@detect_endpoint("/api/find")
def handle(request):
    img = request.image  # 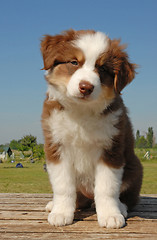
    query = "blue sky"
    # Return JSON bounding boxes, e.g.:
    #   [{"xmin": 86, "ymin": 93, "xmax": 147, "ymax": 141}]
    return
[{"xmin": 0, "ymin": 0, "xmax": 157, "ymax": 144}]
